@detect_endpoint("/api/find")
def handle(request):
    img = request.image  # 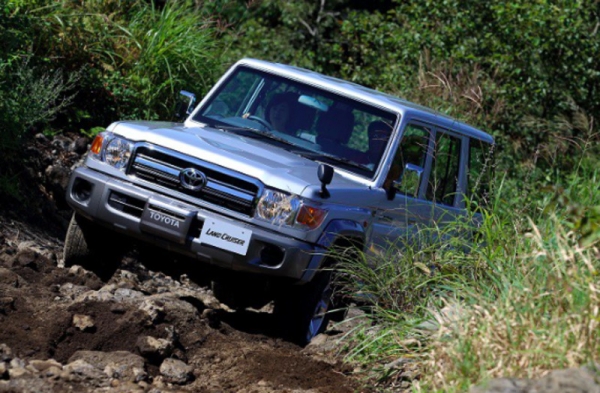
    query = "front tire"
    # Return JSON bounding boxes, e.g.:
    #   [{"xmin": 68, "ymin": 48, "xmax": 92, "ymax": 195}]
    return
[
  {"xmin": 63, "ymin": 213, "xmax": 126, "ymax": 279},
  {"xmin": 274, "ymin": 270, "xmax": 334, "ymax": 345}
]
